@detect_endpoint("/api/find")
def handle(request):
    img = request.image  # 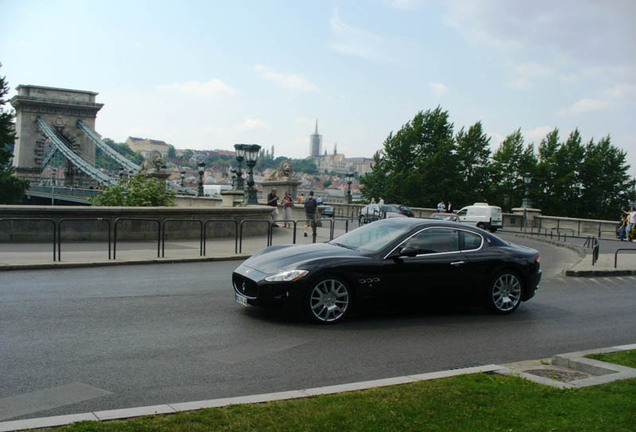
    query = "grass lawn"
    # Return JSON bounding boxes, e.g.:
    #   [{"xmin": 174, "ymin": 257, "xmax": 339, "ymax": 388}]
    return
[
  {"xmin": 42, "ymin": 372, "xmax": 635, "ymax": 432},
  {"xmin": 587, "ymin": 349, "xmax": 636, "ymax": 369}
]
